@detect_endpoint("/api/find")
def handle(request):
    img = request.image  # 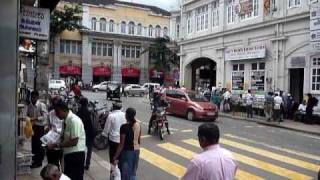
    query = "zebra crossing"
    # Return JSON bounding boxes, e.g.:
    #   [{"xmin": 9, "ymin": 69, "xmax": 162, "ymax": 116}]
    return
[{"xmin": 139, "ymin": 134, "xmax": 320, "ymax": 180}]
